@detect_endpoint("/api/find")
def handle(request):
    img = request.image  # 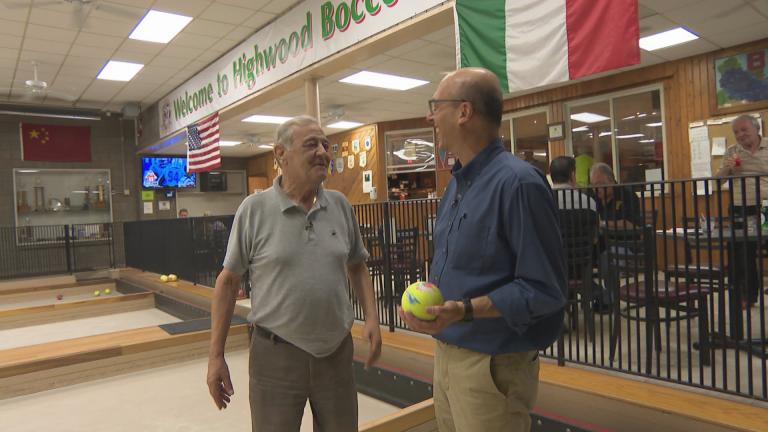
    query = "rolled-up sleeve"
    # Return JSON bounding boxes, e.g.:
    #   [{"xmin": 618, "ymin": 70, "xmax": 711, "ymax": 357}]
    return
[{"xmin": 487, "ymin": 181, "xmax": 567, "ymax": 334}]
